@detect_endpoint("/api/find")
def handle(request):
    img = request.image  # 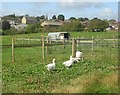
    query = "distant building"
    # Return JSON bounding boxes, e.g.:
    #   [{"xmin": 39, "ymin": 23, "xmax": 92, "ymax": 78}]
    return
[
  {"xmin": 22, "ymin": 16, "xmax": 38, "ymax": 24},
  {"xmin": 7, "ymin": 20, "xmax": 16, "ymax": 27},
  {"xmin": 41, "ymin": 20, "xmax": 62, "ymax": 27},
  {"xmin": 15, "ymin": 23, "xmax": 28, "ymax": 30},
  {"xmin": 108, "ymin": 20, "xmax": 118, "ymax": 31},
  {"xmin": 106, "ymin": 27, "xmax": 112, "ymax": 31},
  {"xmin": 21, "ymin": 17, "xmax": 26, "ymax": 24}
]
